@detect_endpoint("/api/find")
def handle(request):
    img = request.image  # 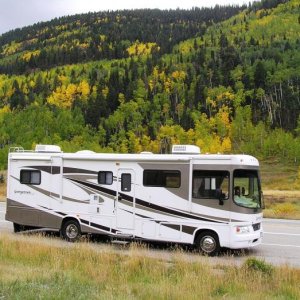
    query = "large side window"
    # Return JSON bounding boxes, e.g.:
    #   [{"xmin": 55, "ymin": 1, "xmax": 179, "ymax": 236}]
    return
[
  {"xmin": 98, "ymin": 171, "xmax": 113, "ymax": 185},
  {"xmin": 20, "ymin": 170, "xmax": 41, "ymax": 185},
  {"xmin": 193, "ymin": 170, "xmax": 229, "ymax": 199},
  {"xmin": 143, "ymin": 170, "xmax": 181, "ymax": 188}
]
